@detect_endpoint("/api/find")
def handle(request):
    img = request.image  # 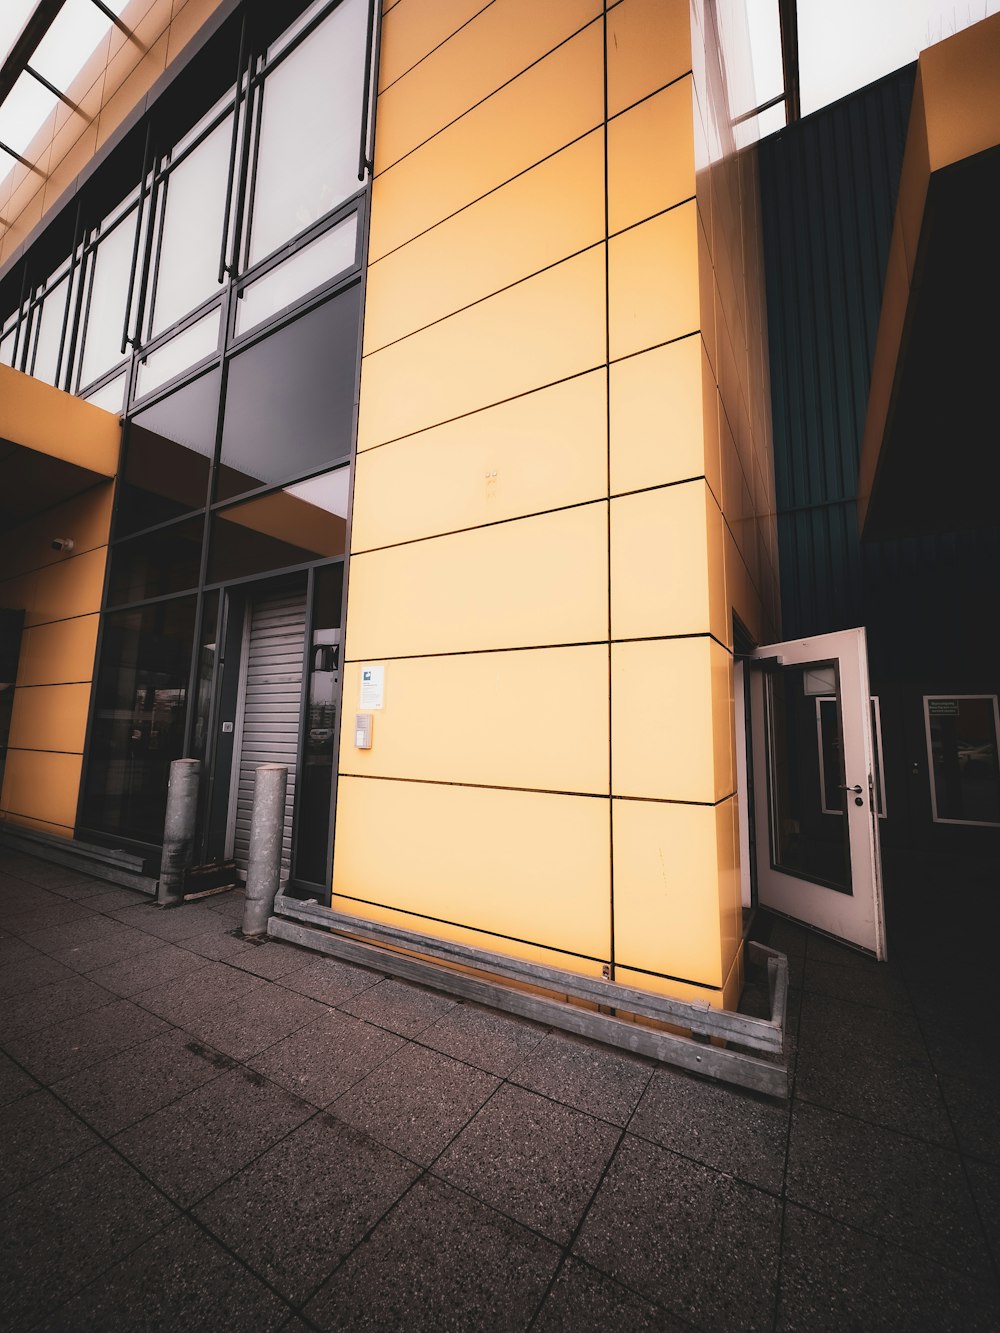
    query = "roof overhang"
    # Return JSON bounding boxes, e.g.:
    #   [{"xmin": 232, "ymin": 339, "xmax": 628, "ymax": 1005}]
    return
[{"xmin": 858, "ymin": 14, "xmax": 1000, "ymax": 540}]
